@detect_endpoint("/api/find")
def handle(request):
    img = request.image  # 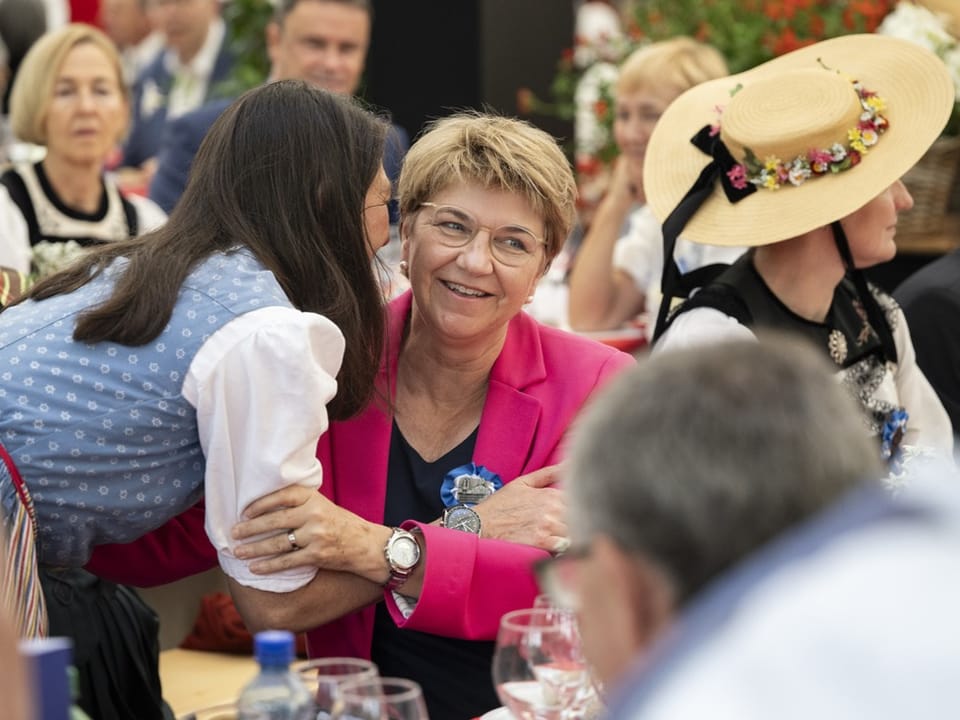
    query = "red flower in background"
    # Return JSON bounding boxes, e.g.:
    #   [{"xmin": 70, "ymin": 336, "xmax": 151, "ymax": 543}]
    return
[
  {"xmin": 516, "ymin": 88, "xmax": 535, "ymax": 116},
  {"xmin": 845, "ymin": 0, "xmax": 891, "ymax": 31},
  {"xmin": 628, "ymin": 0, "xmax": 895, "ymax": 73},
  {"xmin": 768, "ymin": 27, "xmax": 817, "ymax": 56}
]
